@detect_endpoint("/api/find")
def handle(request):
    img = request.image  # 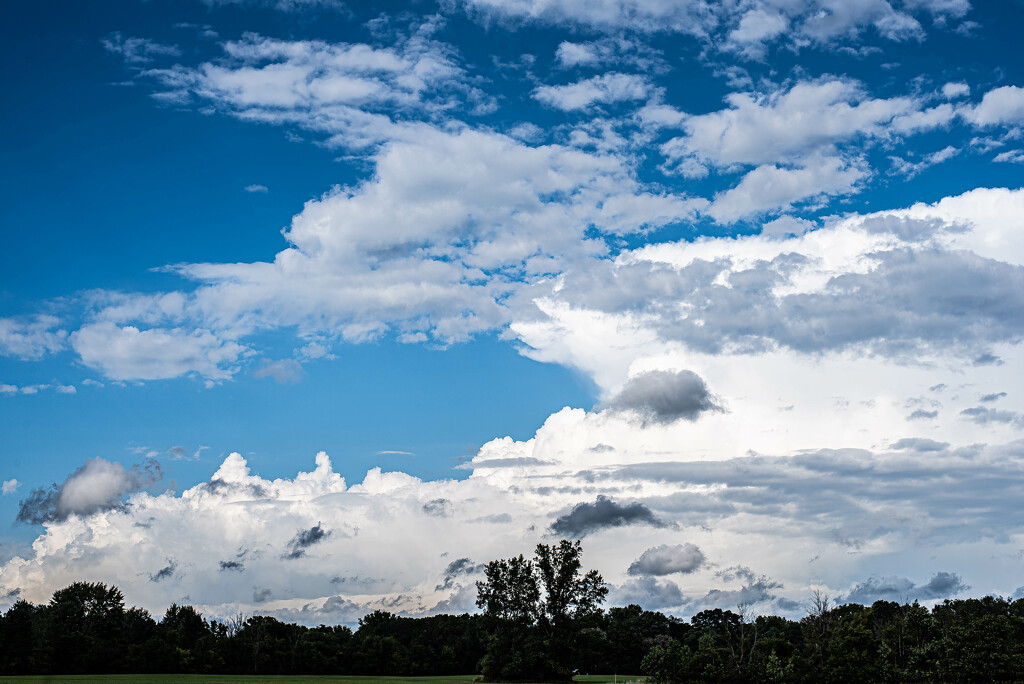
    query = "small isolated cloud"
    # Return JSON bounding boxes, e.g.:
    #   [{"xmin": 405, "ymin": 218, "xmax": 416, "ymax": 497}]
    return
[
  {"xmin": 377, "ymin": 450, "xmax": 415, "ymax": 456},
  {"xmin": 890, "ymin": 438, "xmax": 950, "ymax": 452},
  {"xmin": 284, "ymin": 522, "xmax": 330, "ymax": 559},
  {"xmin": 149, "ymin": 561, "xmax": 177, "ymax": 582},
  {"xmin": 254, "ymin": 359, "xmax": 304, "ymax": 384},
  {"xmin": 16, "ymin": 458, "xmax": 162, "ymax": 525},
  {"xmin": 845, "ymin": 571, "xmax": 968, "ymax": 603},
  {"xmin": 942, "ymin": 82, "xmax": 970, "ymax": 99},
  {"xmin": 533, "ymin": 73, "xmax": 652, "ymax": 111},
  {"xmin": 981, "ymin": 392, "xmax": 1007, "ymax": 403},
  {"xmin": 628, "ymin": 543, "xmax": 705, "ymax": 576},
  {"xmin": 1, "ymin": 479, "xmax": 19, "ymax": 495},
  {"xmin": 907, "ymin": 409, "xmax": 939, "ymax": 420},
  {"xmin": 551, "ymin": 495, "xmax": 665, "ymax": 537},
  {"xmin": 102, "ymin": 33, "xmax": 181, "ymax": 64},
  {"xmin": 245, "ymin": 184, "xmax": 269, "ymax": 193},
  {"xmin": 219, "ymin": 560, "xmax": 244, "ymax": 572},
  {"xmin": 610, "ymin": 576, "xmax": 684, "ymax": 609},
  {"xmin": 607, "ymin": 370, "xmax": 721, "ymax": 424}
]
